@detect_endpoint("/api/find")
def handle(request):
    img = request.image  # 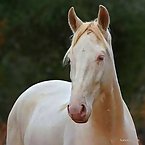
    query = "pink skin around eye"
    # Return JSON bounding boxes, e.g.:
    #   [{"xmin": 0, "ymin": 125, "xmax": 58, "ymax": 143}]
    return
[{"xmin": 97, "ymin": 55, "xmax": 104, "ymax": 62}]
